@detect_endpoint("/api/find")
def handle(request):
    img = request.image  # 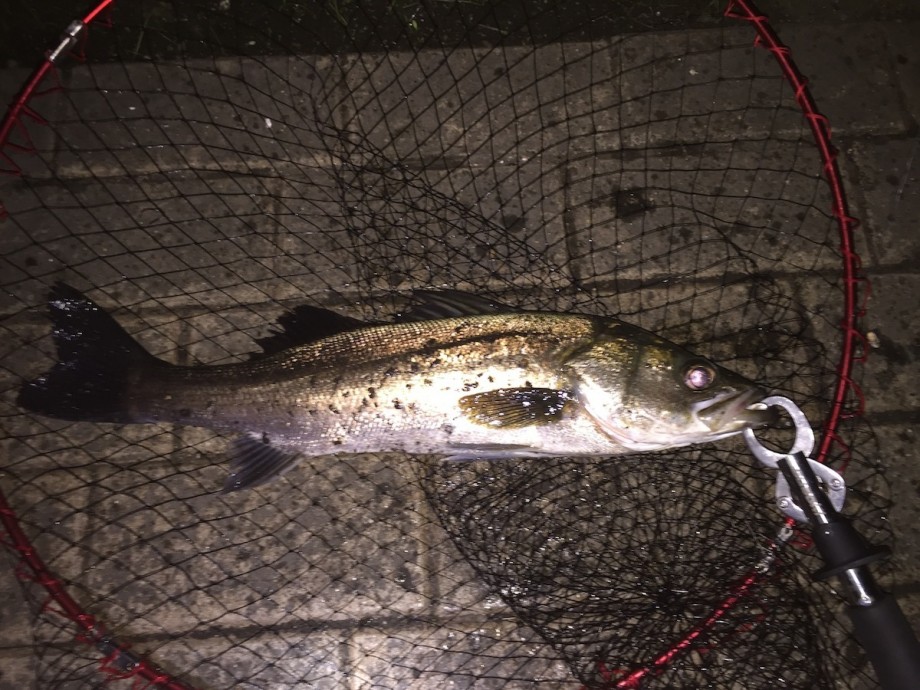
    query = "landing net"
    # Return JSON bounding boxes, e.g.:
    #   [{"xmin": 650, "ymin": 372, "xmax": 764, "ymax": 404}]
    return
[{"xmin": 0, "ymin": 1, "xmax": 887, "ymax": 687}]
